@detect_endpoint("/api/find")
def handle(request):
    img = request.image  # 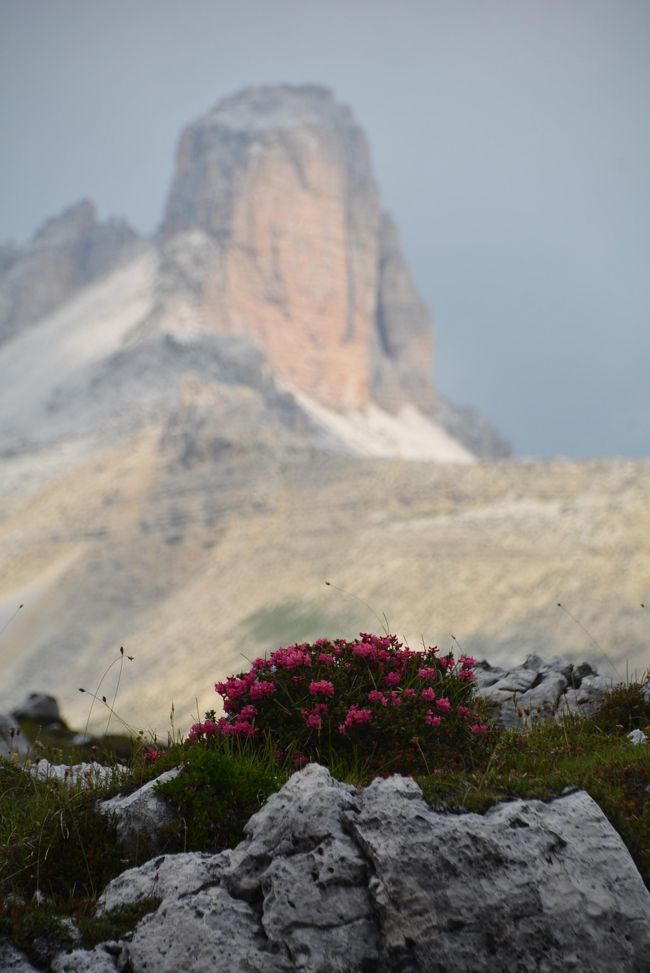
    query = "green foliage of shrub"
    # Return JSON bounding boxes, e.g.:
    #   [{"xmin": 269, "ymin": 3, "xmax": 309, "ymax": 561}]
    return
[{"xmin": 191, "ymin": 634, "xmax": 494, "ymax": 776}]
